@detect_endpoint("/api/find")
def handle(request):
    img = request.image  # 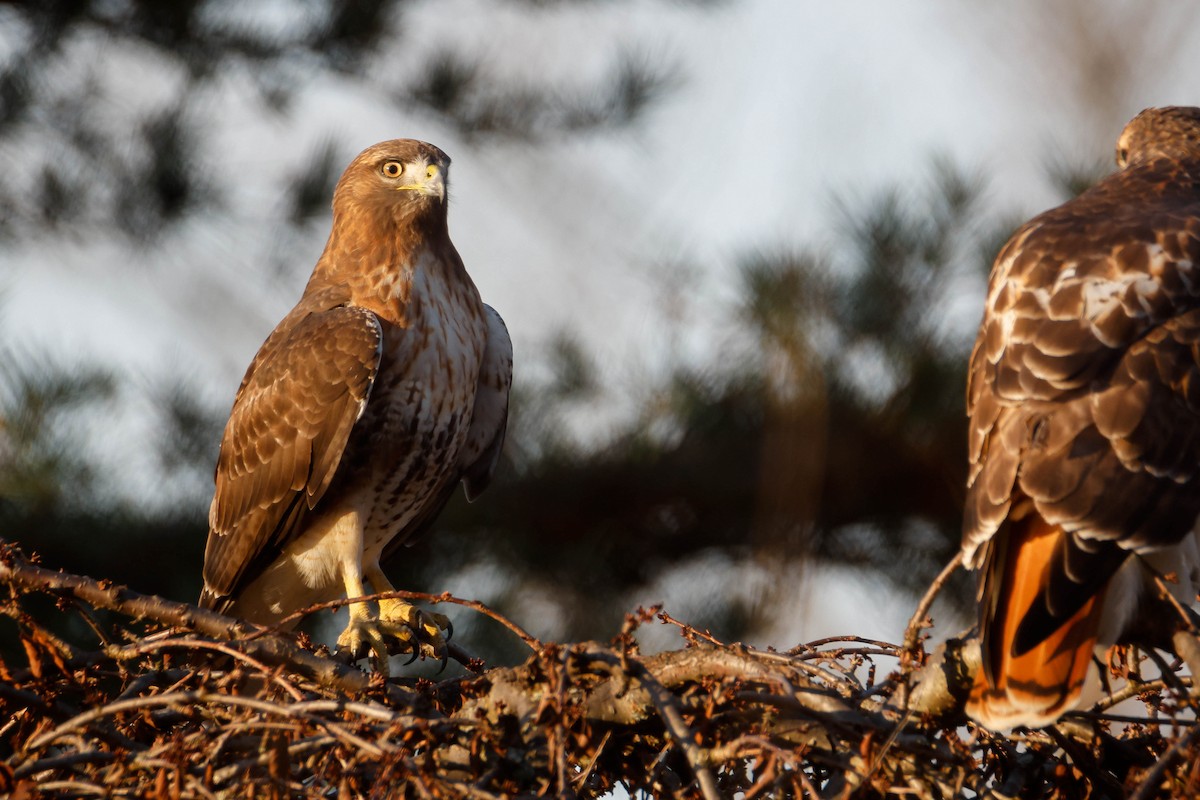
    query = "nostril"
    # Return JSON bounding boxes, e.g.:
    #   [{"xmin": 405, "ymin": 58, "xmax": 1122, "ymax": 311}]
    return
[{"xmin": 426, "ymin": 165, "xmax": 438, "ymax": 179}]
